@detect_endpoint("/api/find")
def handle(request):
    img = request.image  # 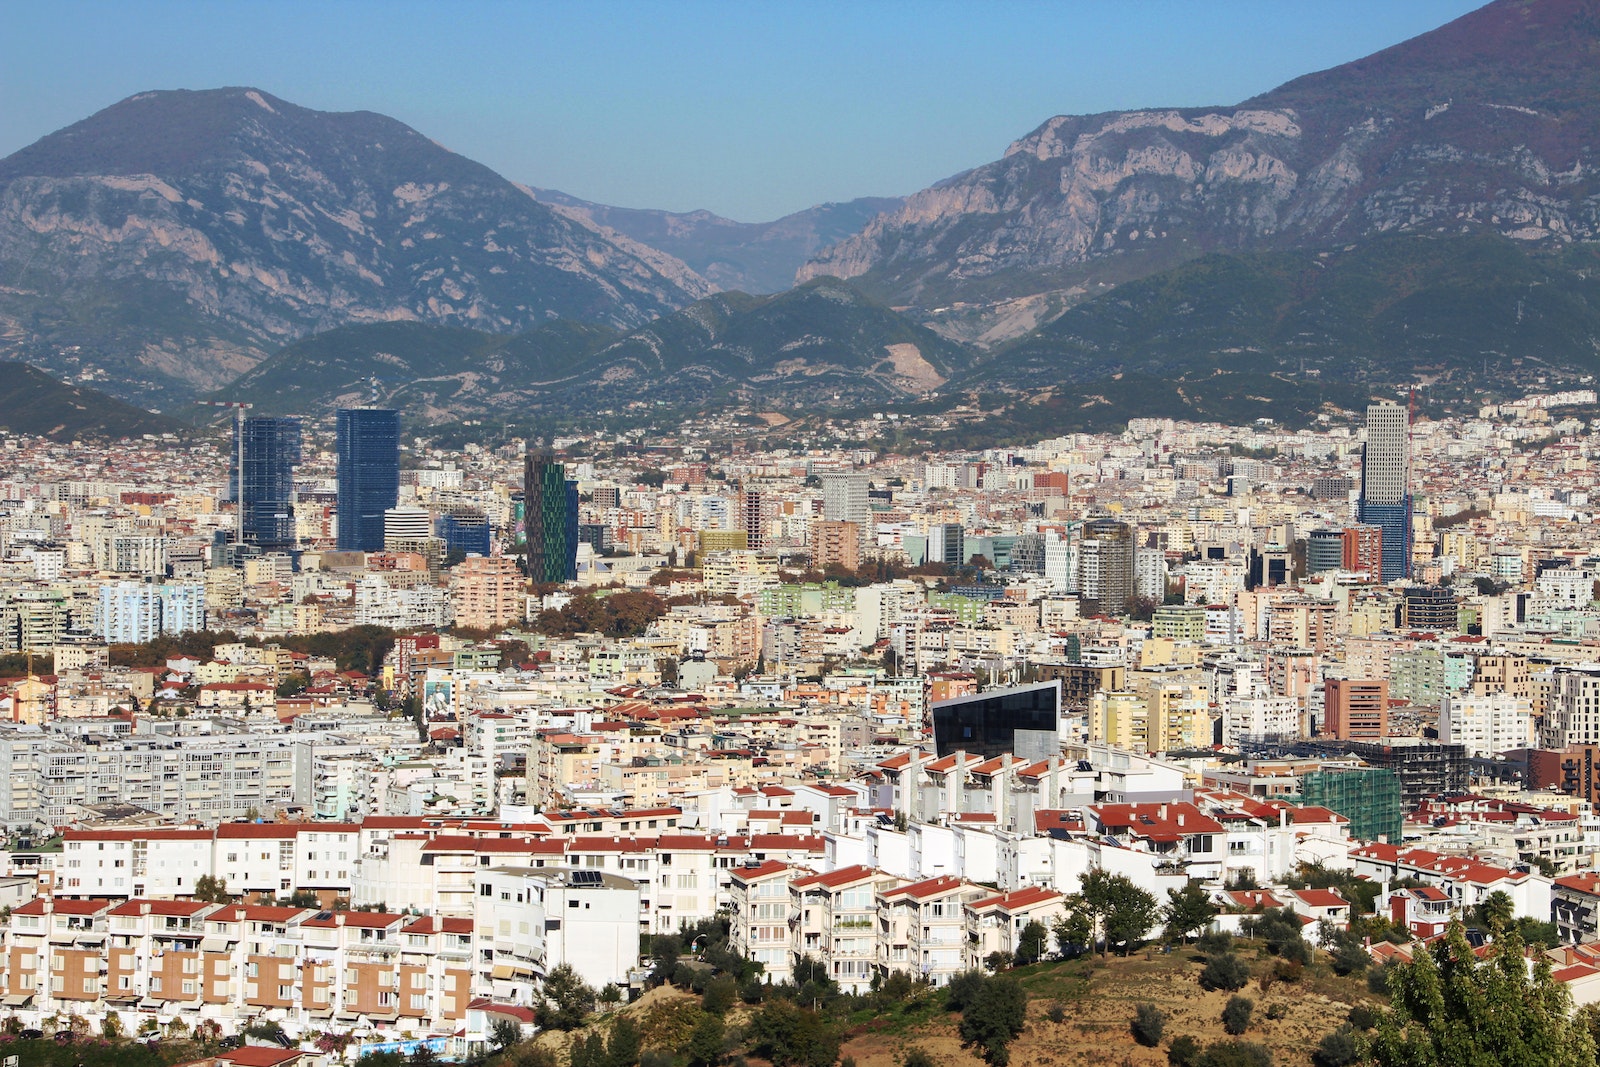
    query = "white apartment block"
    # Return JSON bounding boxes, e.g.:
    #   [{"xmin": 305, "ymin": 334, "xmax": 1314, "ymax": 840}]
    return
[{"xmin": 1440, "ymin": 692, "xmax": 1536, "ymax": 757}]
